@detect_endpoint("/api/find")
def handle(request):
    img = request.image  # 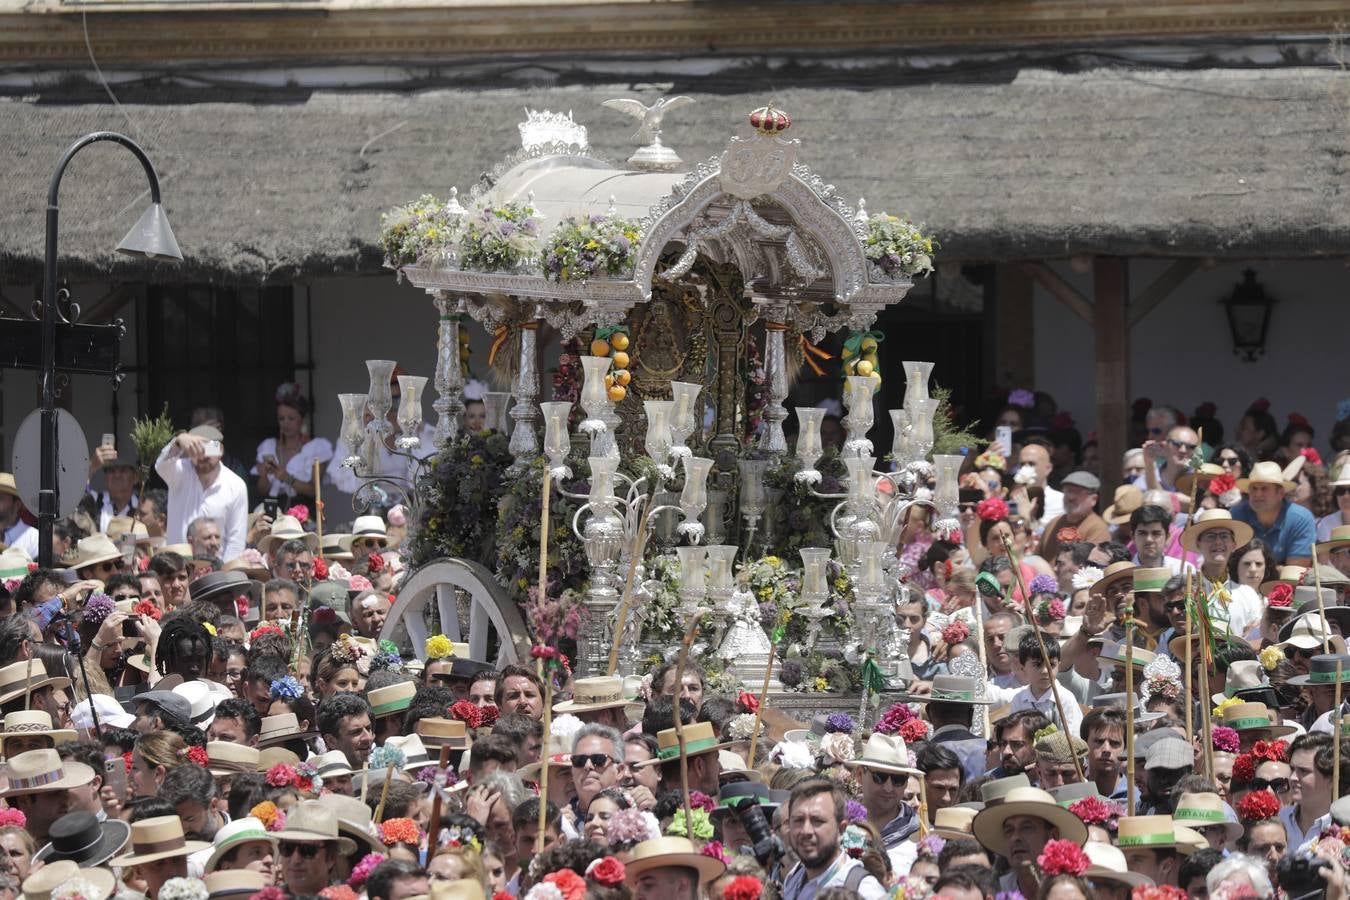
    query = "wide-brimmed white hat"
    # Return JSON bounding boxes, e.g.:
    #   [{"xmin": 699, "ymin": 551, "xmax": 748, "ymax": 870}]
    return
[
  {"xmin": 1237, "ymin": 461, "xmax": 1297, "ymax": 493},
  {"xmin": 972, "ymin": 786, "xmax": 1088, "ymax": 856},
  {"xmin": 1181, "ymin": 509, "xmax": 1254, "ymax": 552},
  {"xmin": 552, "ymin": 675, "xmax": 627, "ymax": 714},
  {"xmin": 0, "ymin": 748, "xmax": 92, "ymax": 798},
  {"xmin": 258, "ymin": 515, "xmax": 320, "ymax": 556},
  {"xmin": 1084, "ymin": 841, "xmax": 1154, "ymax": 889},
  {"xmin": 110, "ymin": 815, "xmax": 210, "ymax": 866},
  {"xmin": 272, "ymin": 801, "xmax": 357, "ymax": 855},
  {"xmin": 203, "ymin": 817, "xmax": 279, "ymax": 874},
  {"xmin": 340, "ymin": 516, "xmax": 389, "ymax": 550},
  {"xmin": 843, "ymin": 733, "xmax": 921, "ymax": 777},
  {"xmin": 71, "ymin": 533, "xmax": 123, "ymax": 570},
  {"xmin": 20, "ymin": 860, "xmax": 116, "ymax": 900},
  {"xmin": 0, "ymin": 710, "xmax": 75, "ymax": 755},
  {"xmin": 623, "ymin": 837, "xmax": 725, "ymax": 886}
]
